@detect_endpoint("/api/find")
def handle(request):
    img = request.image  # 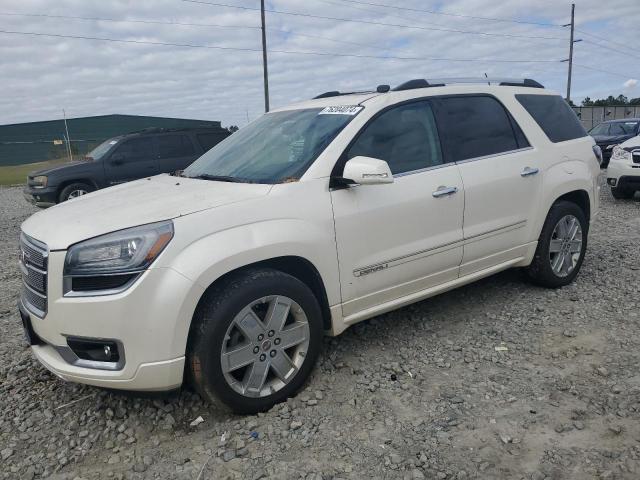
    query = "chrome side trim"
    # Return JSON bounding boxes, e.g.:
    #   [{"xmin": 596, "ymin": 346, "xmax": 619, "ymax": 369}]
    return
[
  {"xmin": 455, "ymin": 147, "xmax": 534, "ymax": 166},
  {"xmin": 353, "ymin": 220, "xmax": 527, "ymax": 277},
  {"xmin": 393, "ymin": 162, "xmax": 451, "ymax": 178}
]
